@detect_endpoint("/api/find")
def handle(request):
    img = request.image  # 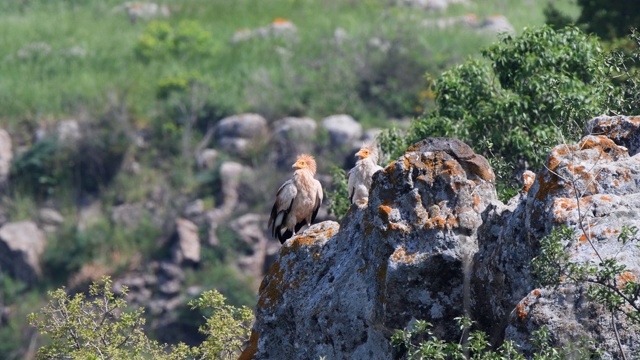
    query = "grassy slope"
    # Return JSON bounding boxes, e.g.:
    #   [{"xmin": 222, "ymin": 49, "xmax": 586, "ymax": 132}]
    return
[{"xmin": 0, "ymin": 0, "xmax": 576, "ymax": 126}]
